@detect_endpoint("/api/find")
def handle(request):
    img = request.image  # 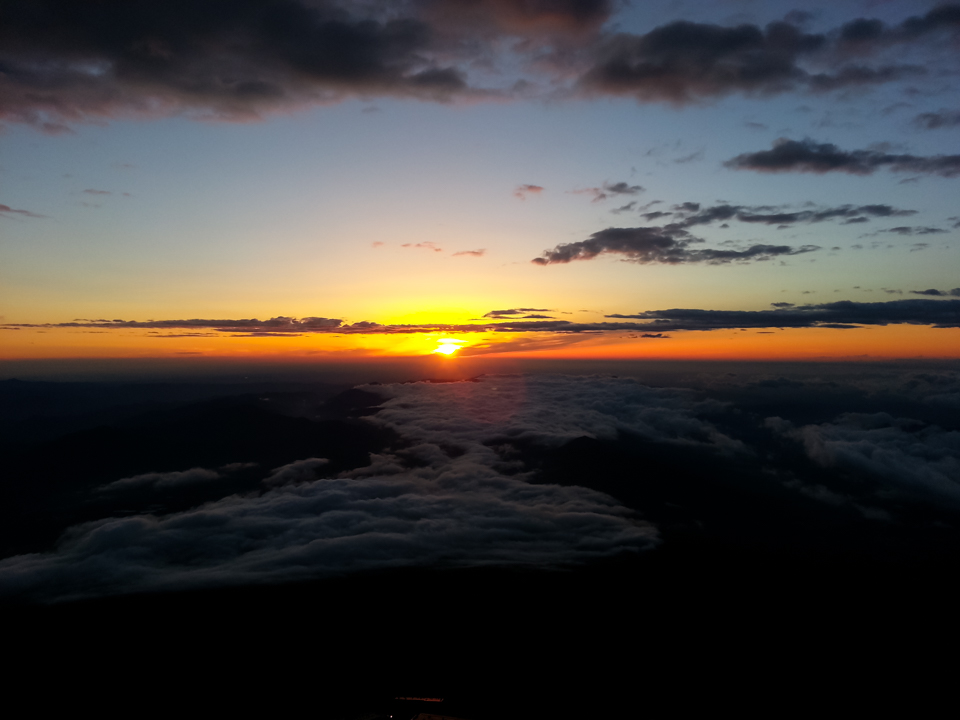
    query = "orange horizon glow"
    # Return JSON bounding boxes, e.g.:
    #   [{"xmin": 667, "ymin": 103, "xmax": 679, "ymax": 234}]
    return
[{"xmin": 2, "ymin": 323, "xmax": 958, "ymax": 363}]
